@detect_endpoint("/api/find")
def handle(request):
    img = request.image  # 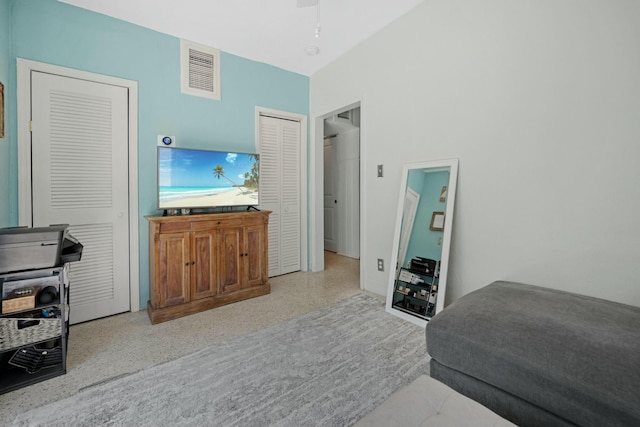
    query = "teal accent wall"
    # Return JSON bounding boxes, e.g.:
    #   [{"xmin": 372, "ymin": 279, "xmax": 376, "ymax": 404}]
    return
[
  {"xmin": 0, "ymin": 0, "xmax": 11, "ymax": 227},
  {"xmin": 403, "ymin": 170, "xmax": 449, "ymax": 266},
  {"xmin": 406, "ymin": 168, "xmax": 425, "ymax": 196},
  {"xmin": 6, "ymin": 0, "xmax": 309, "ymax": 307}
]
